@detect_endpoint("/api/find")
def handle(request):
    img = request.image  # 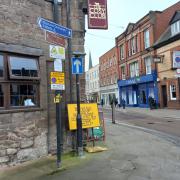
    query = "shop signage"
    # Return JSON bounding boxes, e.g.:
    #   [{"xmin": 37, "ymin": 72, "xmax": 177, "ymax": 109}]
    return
[
  {"xmin": 87, "ymin": 0, "xmax": 108, "ymax": 29},
  {"xmin": 67, "ymin": 103, "xmax": 100, "ymax": 130},
  {"xmin": 50, "ymin": 72, "xmax": 65, "ymax": 90},
  {"xmin": 49, "ymin": 45, "xmax": 65, "ymax": 59},
  {"xmin": 37, "ymin": 17, "xmax": 72, "ymax": 39},
  {"xmin": 45, "ymin": 31, "xmax": 66, "ymax": 47},
  {"xmin": 173, "ymin": 51, "xmax": 180, "ymax": 68}
]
